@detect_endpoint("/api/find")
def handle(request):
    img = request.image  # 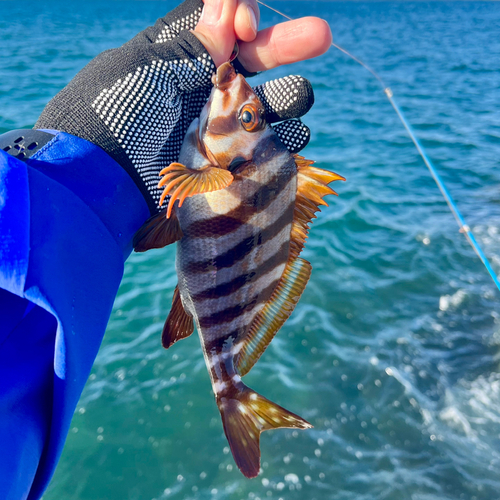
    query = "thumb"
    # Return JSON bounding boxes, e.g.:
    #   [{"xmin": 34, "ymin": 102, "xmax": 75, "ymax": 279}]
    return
[{"xmin": 193, "ymin": 0, "xmax": 237, "ymax": 67}]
